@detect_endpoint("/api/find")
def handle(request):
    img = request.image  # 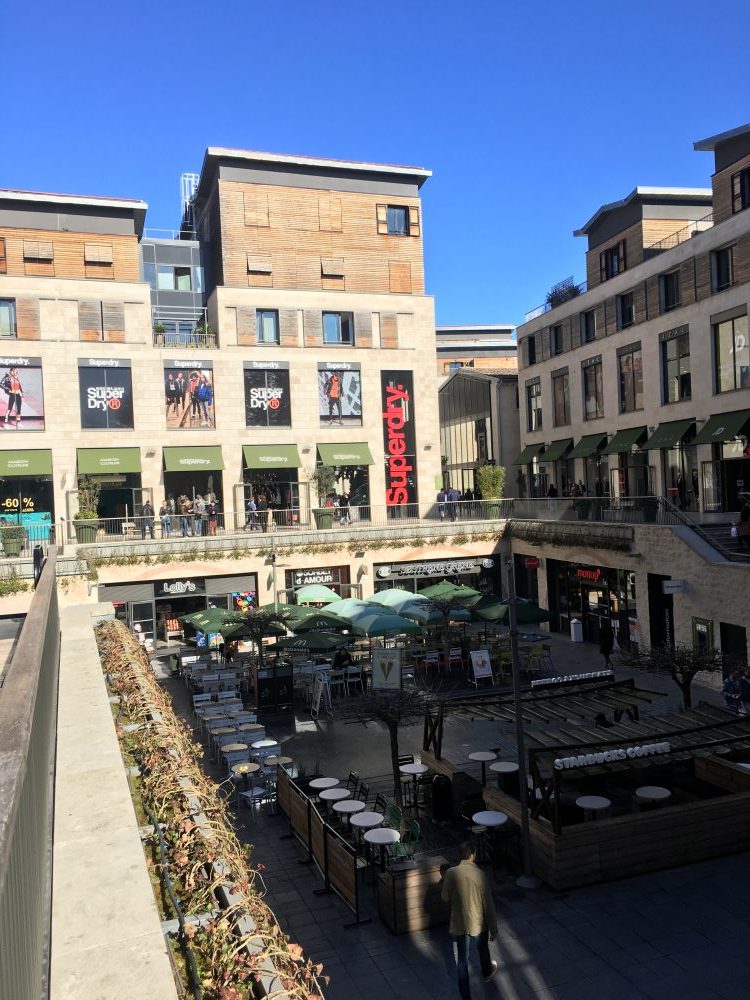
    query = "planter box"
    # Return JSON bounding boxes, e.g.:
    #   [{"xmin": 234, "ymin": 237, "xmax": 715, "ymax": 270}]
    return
[{"xmin": 313, "ymin": 509, "xmax": 334, "ymax": 530}]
